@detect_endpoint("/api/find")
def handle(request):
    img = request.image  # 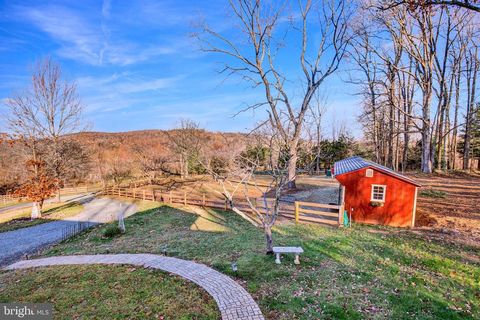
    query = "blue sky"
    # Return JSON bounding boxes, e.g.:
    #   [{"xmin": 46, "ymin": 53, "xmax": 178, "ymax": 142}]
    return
[{"xmin": 0, "ymin": 0, "xmax": 361, "ymax": 136}]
